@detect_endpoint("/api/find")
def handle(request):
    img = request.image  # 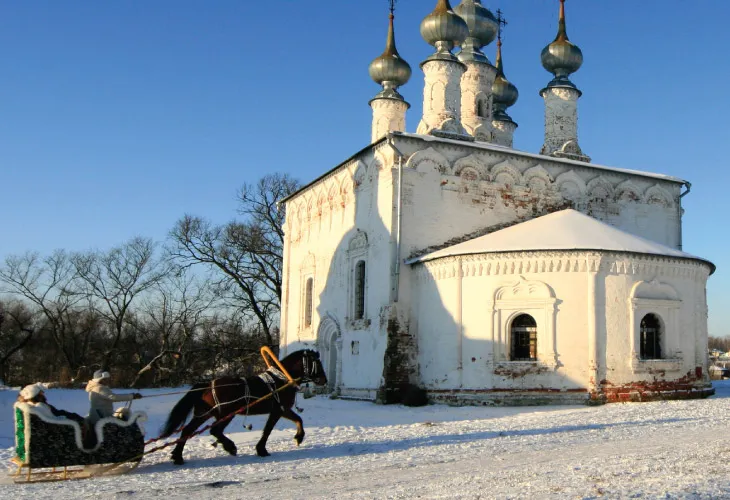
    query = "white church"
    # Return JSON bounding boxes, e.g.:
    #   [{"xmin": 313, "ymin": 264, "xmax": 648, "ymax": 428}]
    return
[{"xmin": 278, "ymin": 0, "xmax": 715, "ymax": 405}]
